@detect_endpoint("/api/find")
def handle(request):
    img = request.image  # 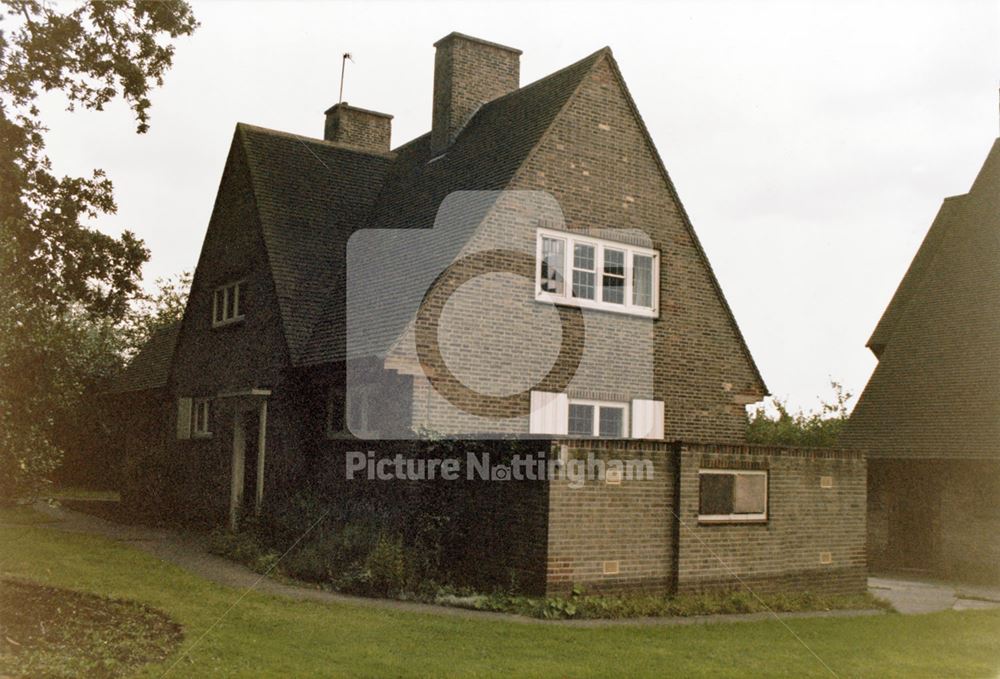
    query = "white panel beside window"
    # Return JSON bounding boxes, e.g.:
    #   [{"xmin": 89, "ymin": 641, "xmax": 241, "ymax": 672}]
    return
[
  {"xmin": 631, "ymin": 399, "xmax": 664, "ymax": 439},
  {"xmin": 529, "ymin": 391, "xmax": 569, "ymax": 435},
  {"xmin": 192, "ymin": 398, "xmax": 212, "ymax": 437},
  {"xmin": 535, "ymin": 228, "xmax": 659, "ymax": 317},
  {"xmin": 177, "ymin": 397, "xmax": 192, "ymax": 440}
]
